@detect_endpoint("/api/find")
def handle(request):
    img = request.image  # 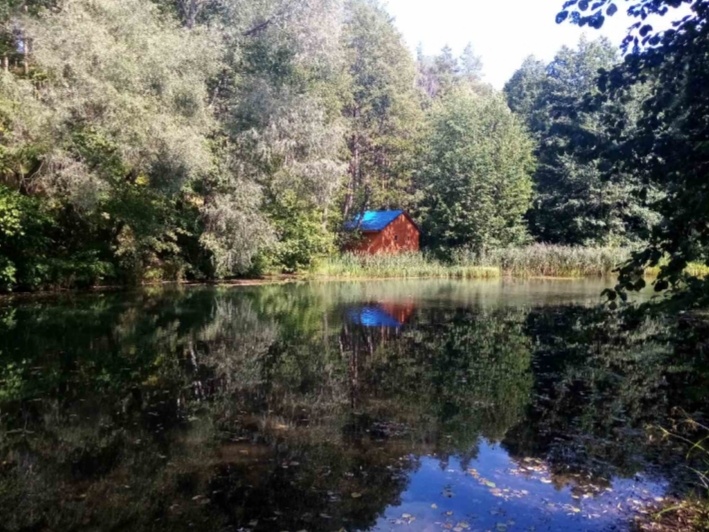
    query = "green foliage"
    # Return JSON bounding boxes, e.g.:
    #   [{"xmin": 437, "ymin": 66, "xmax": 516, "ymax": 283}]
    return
[
  {"xmin": 0, "ymin": 184, "xmax": 48, "ymax": 290},
  {"xmin": 341, "ymin": 0, "xmax": 423, "ymax": 217},
  {"xmin": 415, "ymin": 43, "xmax": 488, "ymax": 106},
  {"xmin": 506, "ymin": 37, "xmax": 659, "ymax": 247},
  {"xmin": 417, "ymin": 88, "xmax": 535, "ymax": 255},
  {"xmin": 266, "ymin": 192, "xmax": 334, "ymax": 272},
  {"xmin": 557, "ymin": 0, "xmax": 709, "ymax": 304},
  {"xmin": 10, "ymin": 0, "xmax": 706, "ymax": 293}
]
